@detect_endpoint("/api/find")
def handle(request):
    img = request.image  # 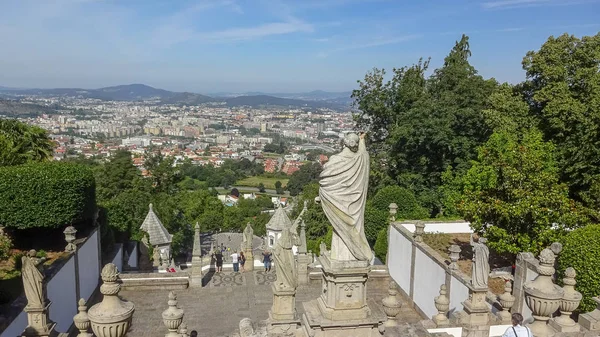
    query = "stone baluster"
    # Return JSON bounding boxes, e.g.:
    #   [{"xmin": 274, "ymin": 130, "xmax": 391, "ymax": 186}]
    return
[
  {"xmin": 433, "ymin": 284, "xmax": 450, "ymax": 327},
  {"xmin": 388, "ymin": 203, "xmax": 398, "ymax": 222},
  {"xmin": 64, "ymin": 226, "xmax": 77, "ymax": 253},
  {"xmin": 382, "ymin": 280, "xmax": 402, "ymax": 327},
  {"xmin": 413, "ymin": 221, "xmax": 425, "ymax": 243},
  {"xmin": 549, "ymin": 267, "xmax": 582, "ymax": 333},
  {"xmin": 73, "ymin": 298, "xmax": 92, "ymax": 337},
  {"xmin": 497, "ymin": 281, "xmax": 515, "ymax": 324},
  {"xmin": 448, "ymin": 245, "xmax": 461, "ymax": 271},
  {"xmin": 88, "ymin": 263, "xmax": 135, "ymax": 337},
  {"xmin": 523, "ymin": 248, "xmax": 564, "ymax": 337},
  {"xmin": 162, "ymin": 291, "xmax": 184, "ymax": 337}
]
